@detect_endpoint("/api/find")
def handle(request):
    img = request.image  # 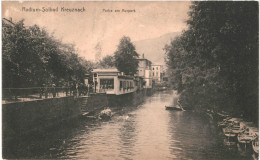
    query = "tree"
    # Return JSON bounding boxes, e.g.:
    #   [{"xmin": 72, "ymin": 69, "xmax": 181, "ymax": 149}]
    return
[
  {"xmin": 2, "ymin": 18, "xmax": 93, "ymax": 89},
  {"xmin": 97, "ymin": 55, "xmax": 115, "ymax": 68},
  {"xmin": 165, "ymin": 2, "xmax": 258, "ymax": 123},
  {"xmin": 114, "ymin": 36, "xmax": 139, "ymax": 75}
]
